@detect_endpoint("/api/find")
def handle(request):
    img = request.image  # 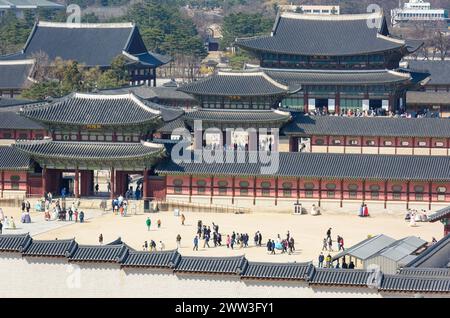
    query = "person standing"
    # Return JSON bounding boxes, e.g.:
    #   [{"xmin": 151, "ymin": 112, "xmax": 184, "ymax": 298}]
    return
[
  {"xmin": 74, "ymin": 210, "xmax": 79, "ymax": 223},
  {"xmin": 143, "ymin": 241, "xmax": 148, "ymax": 251},
  {"xmin": 349, "ymin": 261, "xmax": 355, "ymax": 269},
  {"xmin": 158, "ymin": 241, "xmax": 165, "ymax": 251},
  {"xmin": 146, "ymin": 217, "xmax": 151, "ymax": 231},
  {"xmin": 322, "ymin": 237, "xmax": 327, "ymax": 251},
  {"xmin": 176, "ymin": 234, "xmax": 182, "ymax": 249},
  {"xmin": 68, "ymin": 209, "xmax": 73, "ymax": 221},
  {"xmin": 266, "ymin": 239, "xmax": 272, "ymax": 254},
  {"xmin": 181, "ymin": 214, "xmax": 185, "ymax": 226},
  {"xmin": 258, "ymin": 232, "xmax": 262, "ymax": 246},
  {"xmin": 25, "ymin": 201, "xmax": 30, "ymax": 213},
  {"xmin": 318, "ymin": 253, "xmax": 324, "ymax": 268},
  {"xmin": 157, "ymin": 219, "xmax": 161, "ymax": 229},
  {"xmin": 193, "ymin": 235, "xmax": 199, "ymax": 251},
  {"xmin": 0, "ymin": 220, "xmax": 2, "ymax": 234},
  {"xmin": 327, "ymin": 236, "xmax": 333, "ymax": 252},
  {"xmin": 226, "ymin": 235, "xmax": 231, "ymax": 248},
  {"xmin": 99, "ymin": 234, "xmax": 103, "ymax": 245},
  {"xmin": 363, "ymin": 204, "xmax": 369, "ymax": 217},
  {"xmin": 326, "ymin": 228, "xmax": 332, "ymax": 239},
  {"xmin": 79, "ymin": 211, "xmax": 84, "ymax": 223}
]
